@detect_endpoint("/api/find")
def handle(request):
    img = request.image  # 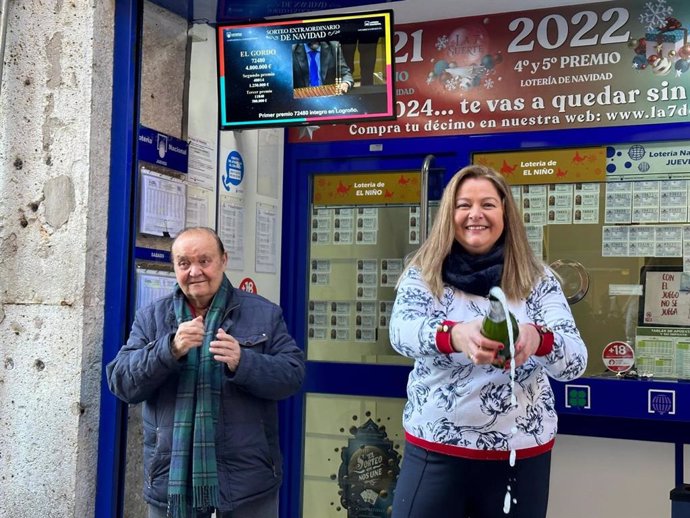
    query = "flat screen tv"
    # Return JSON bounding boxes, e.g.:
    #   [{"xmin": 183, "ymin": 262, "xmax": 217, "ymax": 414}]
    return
[{"xmin": 217, "ymin": 10, "xmax": 395, "ymax": 130}]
